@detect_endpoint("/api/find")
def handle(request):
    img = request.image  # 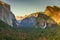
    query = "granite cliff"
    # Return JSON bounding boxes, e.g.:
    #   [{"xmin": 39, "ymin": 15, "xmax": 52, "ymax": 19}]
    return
[
  {"xmin": 0, "ymin": 1, "xmax": 16, "ymax": 26},
  {"xmin": 44, "ymin": 6, "xmax": 60, "ymax": 25}
]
